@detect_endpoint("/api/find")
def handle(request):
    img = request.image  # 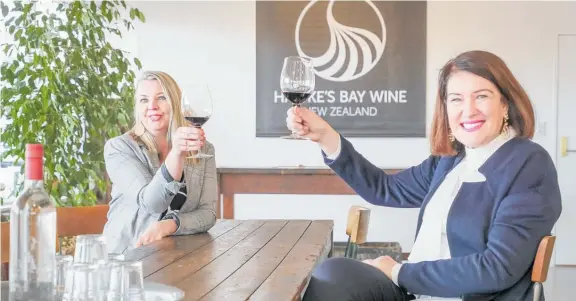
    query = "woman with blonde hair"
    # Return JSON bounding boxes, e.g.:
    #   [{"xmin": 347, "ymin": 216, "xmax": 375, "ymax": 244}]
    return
[
  {"xmin": 103, "ymin": 71, "xmax": 217, "ymax": 254},
  {"xmin": 287, "ymin": 50, "xmax": 562, "ymax": 300}
]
